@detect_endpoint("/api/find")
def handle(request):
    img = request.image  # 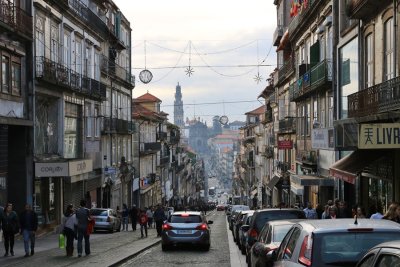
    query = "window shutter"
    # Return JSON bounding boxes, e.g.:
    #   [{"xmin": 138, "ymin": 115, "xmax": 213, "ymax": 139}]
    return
[{"xmin": 310, "ymin": 41, "xmax": 320, "ymax": 68}]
